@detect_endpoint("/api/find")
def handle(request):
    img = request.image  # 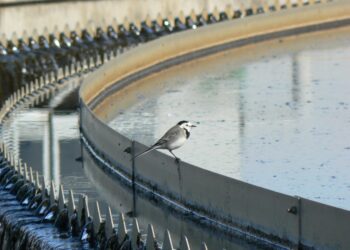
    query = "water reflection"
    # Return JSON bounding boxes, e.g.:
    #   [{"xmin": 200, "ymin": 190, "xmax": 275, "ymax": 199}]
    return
[
  {"xmin": 0, "ymin": 107, "xmax": 111, "ymax": 213},
  {"xmin": 109, "ymin": 28, "xmax": 350, "ymax": 209}
]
